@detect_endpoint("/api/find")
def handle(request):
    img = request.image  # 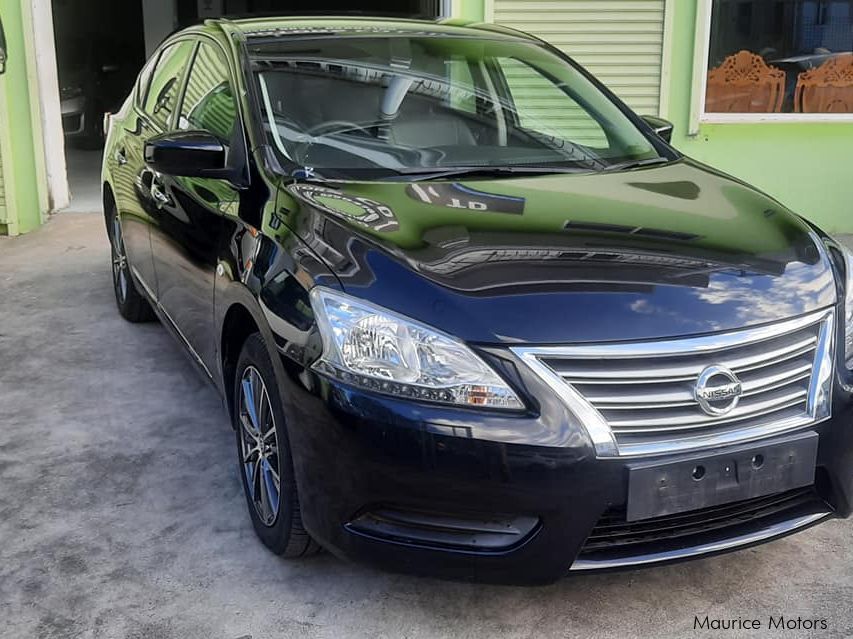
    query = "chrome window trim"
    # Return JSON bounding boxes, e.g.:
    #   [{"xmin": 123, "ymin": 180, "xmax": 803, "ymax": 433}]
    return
[
  {"xmin": 569, "ymin": 510, "xmax": 832, "ymax": 571},
  {"xmin": 512, "ymin": 308, "xmax": 835, "ymax": 459}
]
